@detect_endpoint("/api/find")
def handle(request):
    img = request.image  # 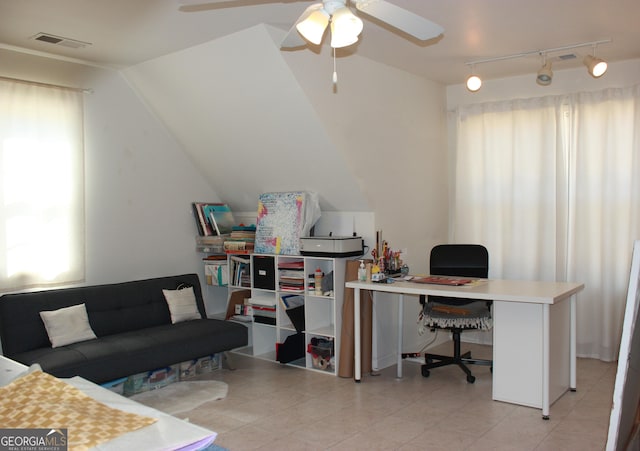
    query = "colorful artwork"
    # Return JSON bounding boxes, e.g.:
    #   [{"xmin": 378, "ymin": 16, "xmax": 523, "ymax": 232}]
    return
[{"xmin": 255, "ymin": 191, "xmax": 319, "ymax": 255}]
